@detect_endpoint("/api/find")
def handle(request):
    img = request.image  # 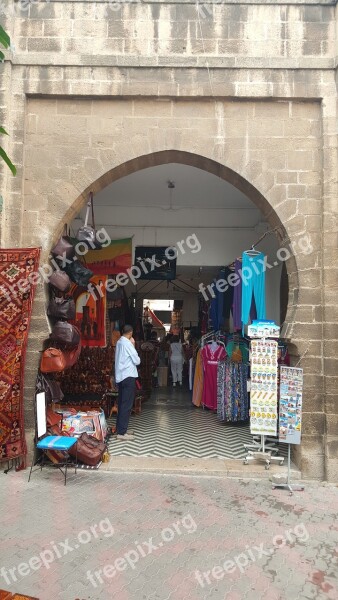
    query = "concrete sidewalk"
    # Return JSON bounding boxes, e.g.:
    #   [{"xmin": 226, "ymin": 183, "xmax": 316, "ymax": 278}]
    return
[{"xmin": 0, "ymin": 469, "xmax": 337, "ymax": 600}]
